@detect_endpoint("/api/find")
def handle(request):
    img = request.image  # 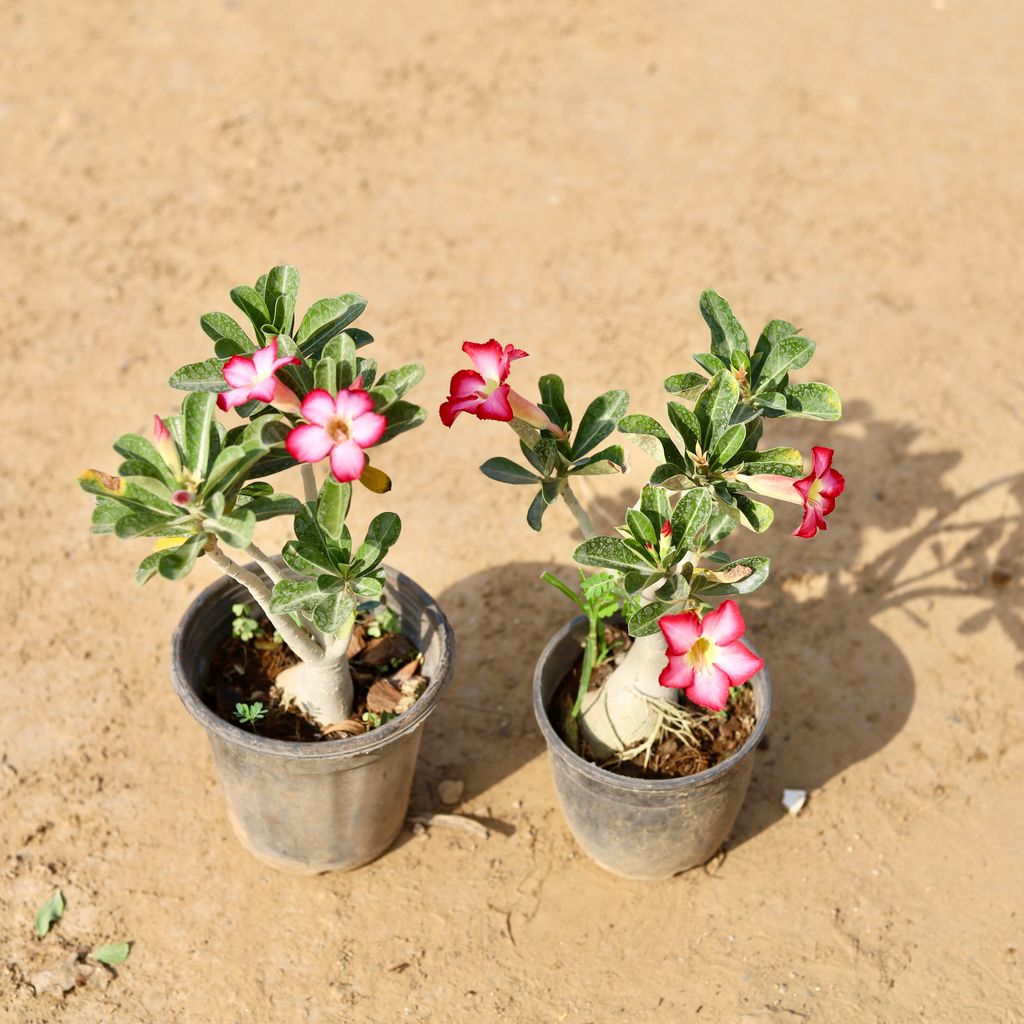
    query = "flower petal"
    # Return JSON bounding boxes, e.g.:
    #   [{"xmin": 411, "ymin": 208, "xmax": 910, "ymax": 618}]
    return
[
  {"xmin": 350, "ymin": 410, "xmax": 387, "ymax": 447},
  {"xmin": 474, "ymin": 383, "xmax": 514, "ymax": 421},
  {"xmin": 741, "ymin": 473, "xmax": 804, "ymax": 504},
  {"xmin": 285, "ymin": 423, "xmax": 334, "ymax": 463},
  {"xmin": 811, "ymin": 446, "xmax": 834, "ymax": 478},
  {"xmin": 818, "ymin": 467, "xmax": 845, "ymax": 498},
  {"xmin": 508, "ymin": 388, "xmax": 565, "ymax": 436},
  {"xmin": 793, "ymin": 471, "xmax": 815, "ymax": 502},
  {"xmin": 685, "ymin": 664, "xmax": 733, "ymax": 712},
  {"xmin": 247, "ymin": 377, "xmax": 278, "ymax": 404},
  {"xmin": 222, "ymin": 355, "xmax": 257, "ymax": 388},
  {"xmin": 659, "ymin": 654, "xmax": 695, "ymax": 690},
  {"xmin": 462, "ymin": 340, "xmax": 507, "ymax": 381},
  {"xmin": 699, "ymin": 599, "xmax": 746, "ymax": 646},
  {"xmin": 334, "ymin": 387, "xmax": 374, "ymax": 420},
  {"xmin": 300, "ymin": 389, "xmax": 337, "ymax": 427},
  {"xmin": 447, "ymin": 369, "xmax": 487, "ymax": 398},
  {"xmin": 251, "ymin": 339, "xmax": 279, "ymax": 377},
  {"xmin": 329, "ymin": 439, "xmax": 367, "ymax": 482},
  {"xmin": 794, "ymin": 503, "xmax": 822, "ymax": 538},
  {"xmin": 217, "ymin": 387, "xmax": 255, "ymax": 411},
  {"xmin": 714, "ymin": 640, "xmax": 764, "ymax": 687},
  {"xmin": 659, "ymin": 611, "xmax": 701, "ymax": 655},
  {"xmin": 439, "ymin": 395, "xmax": 482, "ymax": 427}
]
